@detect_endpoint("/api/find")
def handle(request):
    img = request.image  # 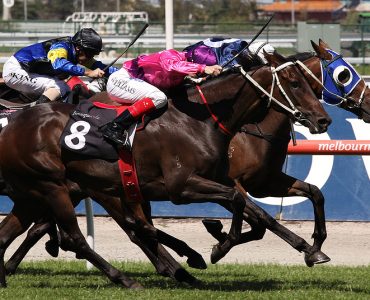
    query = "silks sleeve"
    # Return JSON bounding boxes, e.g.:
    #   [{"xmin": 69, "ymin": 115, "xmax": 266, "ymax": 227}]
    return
[
  {"xmin": 48, "ymin": 42, "xmax": 85, "ymax": 76},
  {"xmin": 160, "ymin": 49, "xmax": 206, "ymax": 75}
]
